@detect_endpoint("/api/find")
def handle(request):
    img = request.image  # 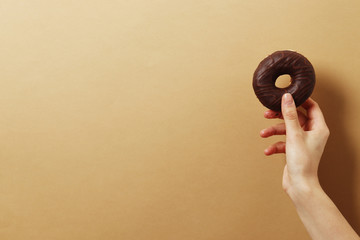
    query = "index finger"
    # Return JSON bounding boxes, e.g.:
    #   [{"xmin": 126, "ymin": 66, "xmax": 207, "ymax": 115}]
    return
[{"xmin": 301, "ymin": 98, "xmax": 327, "ymax": 127}]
